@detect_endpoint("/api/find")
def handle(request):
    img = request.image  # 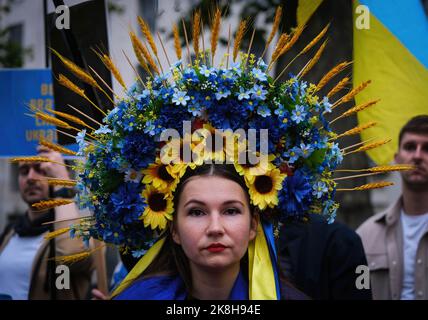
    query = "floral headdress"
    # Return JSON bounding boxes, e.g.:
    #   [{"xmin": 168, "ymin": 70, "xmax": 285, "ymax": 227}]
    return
[{"xmin": 11, "ymin": 6, "xmax": 412, "ymax": 299}]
